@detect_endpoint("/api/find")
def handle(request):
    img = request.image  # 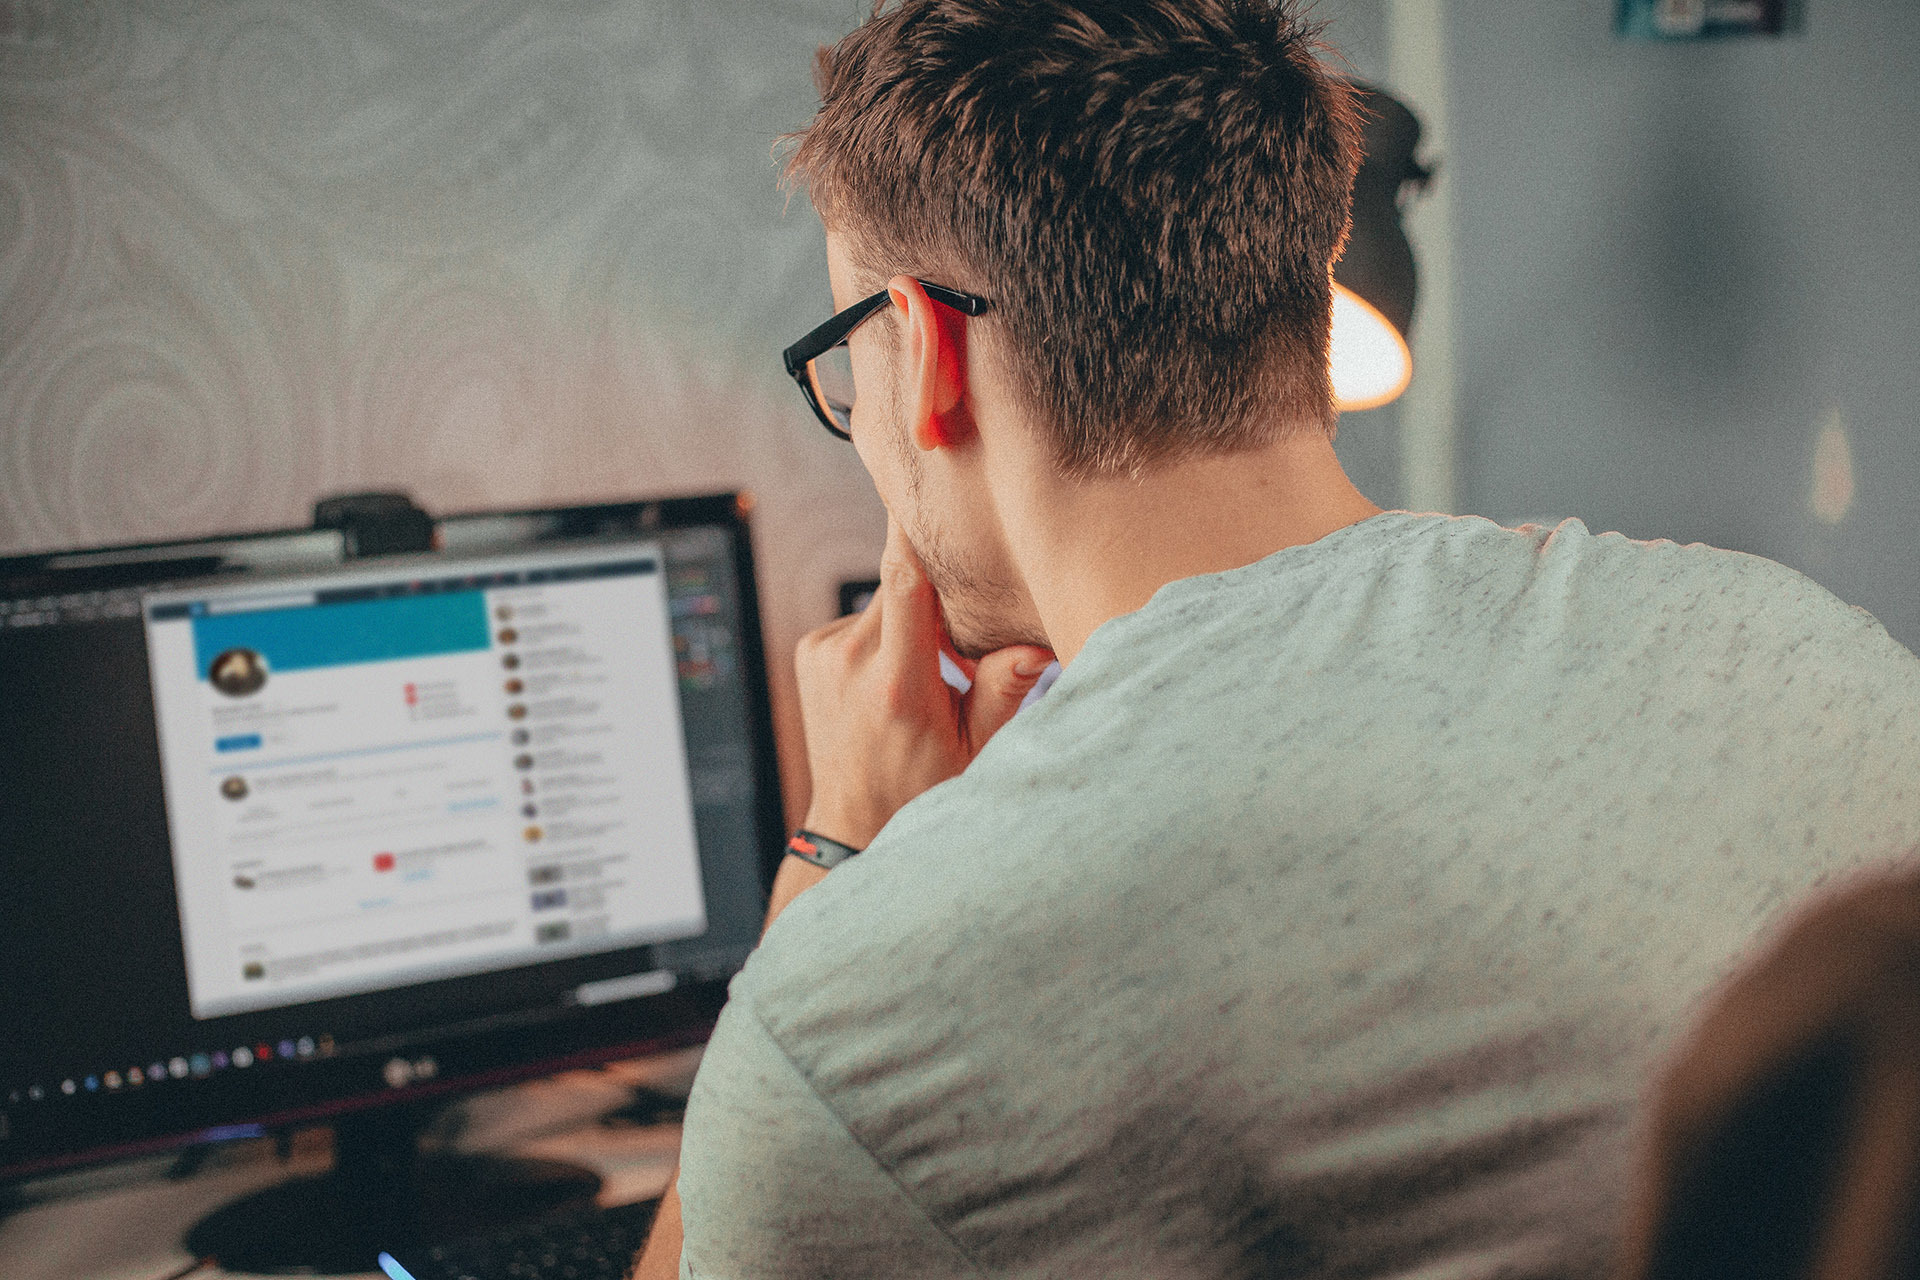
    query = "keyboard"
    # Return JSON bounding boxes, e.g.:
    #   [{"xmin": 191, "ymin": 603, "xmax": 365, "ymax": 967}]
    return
[{"xmin": 378, "ymin": 1196, "xmax": 660, "ymax": 1280}]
